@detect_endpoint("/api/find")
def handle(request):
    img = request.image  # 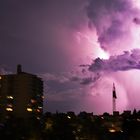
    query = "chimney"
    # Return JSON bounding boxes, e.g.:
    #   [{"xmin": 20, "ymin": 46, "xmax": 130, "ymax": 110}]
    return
[{"xmin": 17, "ymin": 64, "xmax": 22, "ymax": 74}]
